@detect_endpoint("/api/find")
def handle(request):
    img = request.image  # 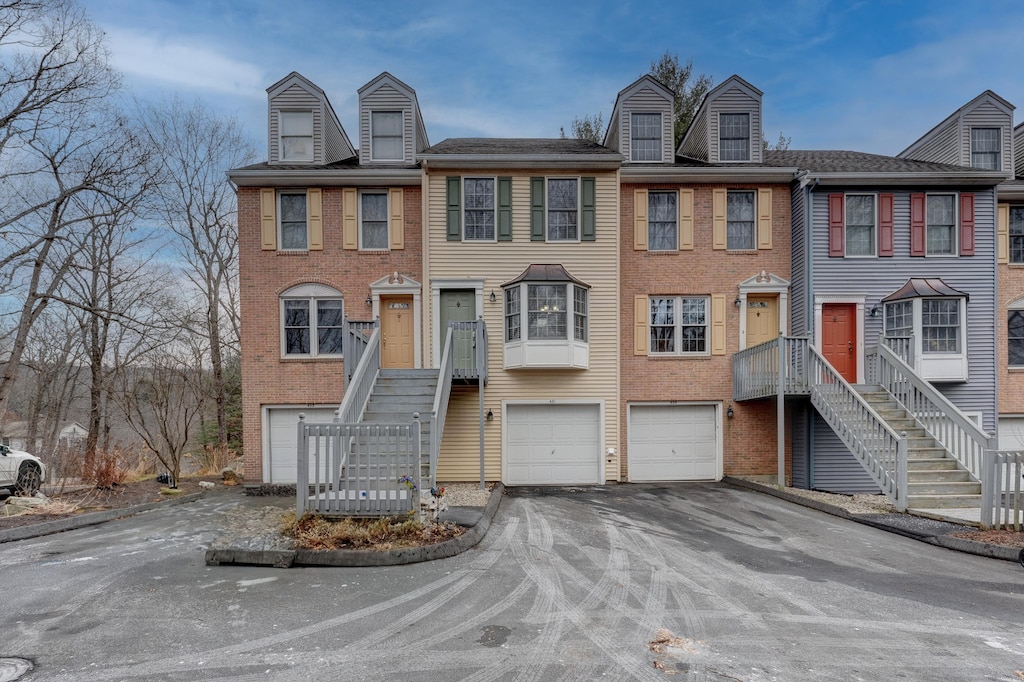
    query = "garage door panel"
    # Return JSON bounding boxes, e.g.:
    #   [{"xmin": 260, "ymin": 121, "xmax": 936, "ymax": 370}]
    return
[
  {"xmin": 267, "ymin": 407, "xmax": 336, "ymax": 484},
  {"xmin": 629, "ymin": 405, "xmax": 719, "ymax": 482},
  {"xmin": 505, "ymin": 404, "xmax": 601, "ymax": 485}
]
